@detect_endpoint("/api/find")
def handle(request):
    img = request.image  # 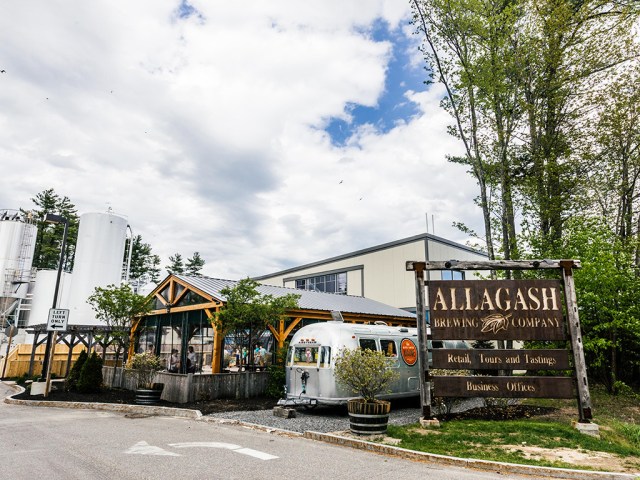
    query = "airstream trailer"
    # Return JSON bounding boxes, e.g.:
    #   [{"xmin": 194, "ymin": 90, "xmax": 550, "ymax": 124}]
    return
[{"xmin": 280, "ymin": 321, "xmax": 469, "ymax": 407}]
